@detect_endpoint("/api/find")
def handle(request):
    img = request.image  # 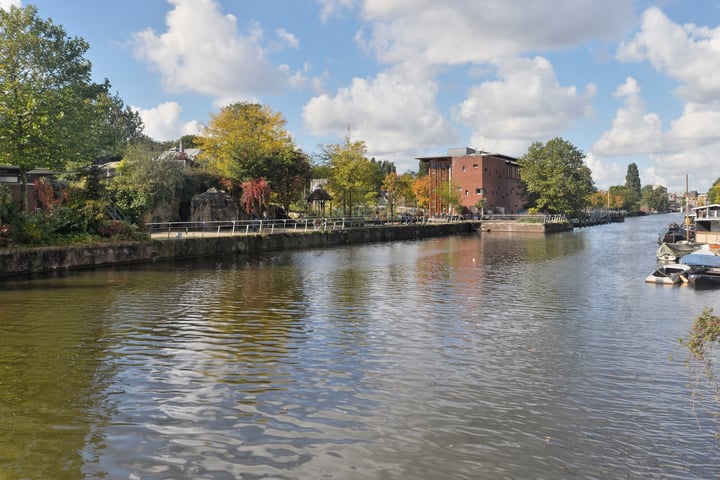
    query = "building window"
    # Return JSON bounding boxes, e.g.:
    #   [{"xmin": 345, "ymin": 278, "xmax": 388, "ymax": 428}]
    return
[
  {"xmin": 462, "ymin": 165, "xmax": 466, "ymax": 172},
  {"xmin": 465, "ymin": 190, "xmax": 469, "ymax": 197},
  {"xmin": 473, "ymin": 164, "xmax": 478, "ymax": 168},
  {"xmin": 476, "ymin": 188, "xmax": 485, "ymax": 195}
]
